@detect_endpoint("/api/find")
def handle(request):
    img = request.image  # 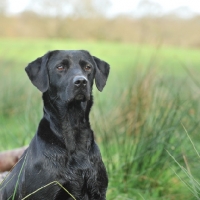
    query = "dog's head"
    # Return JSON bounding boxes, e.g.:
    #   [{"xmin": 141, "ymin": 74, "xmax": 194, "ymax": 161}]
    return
[{"xmin": 25, "ymin": 50, "xmax": 110, "ymax": 103}]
